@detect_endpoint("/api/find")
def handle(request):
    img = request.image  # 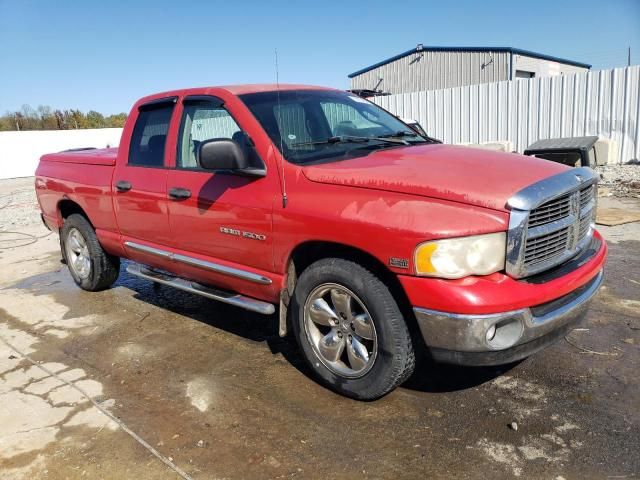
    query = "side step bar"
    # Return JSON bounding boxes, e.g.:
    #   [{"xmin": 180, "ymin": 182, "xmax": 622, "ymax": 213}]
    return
[{"xmin": 126, "ymin": 264, "xmax": 275, "ymax": 315}]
